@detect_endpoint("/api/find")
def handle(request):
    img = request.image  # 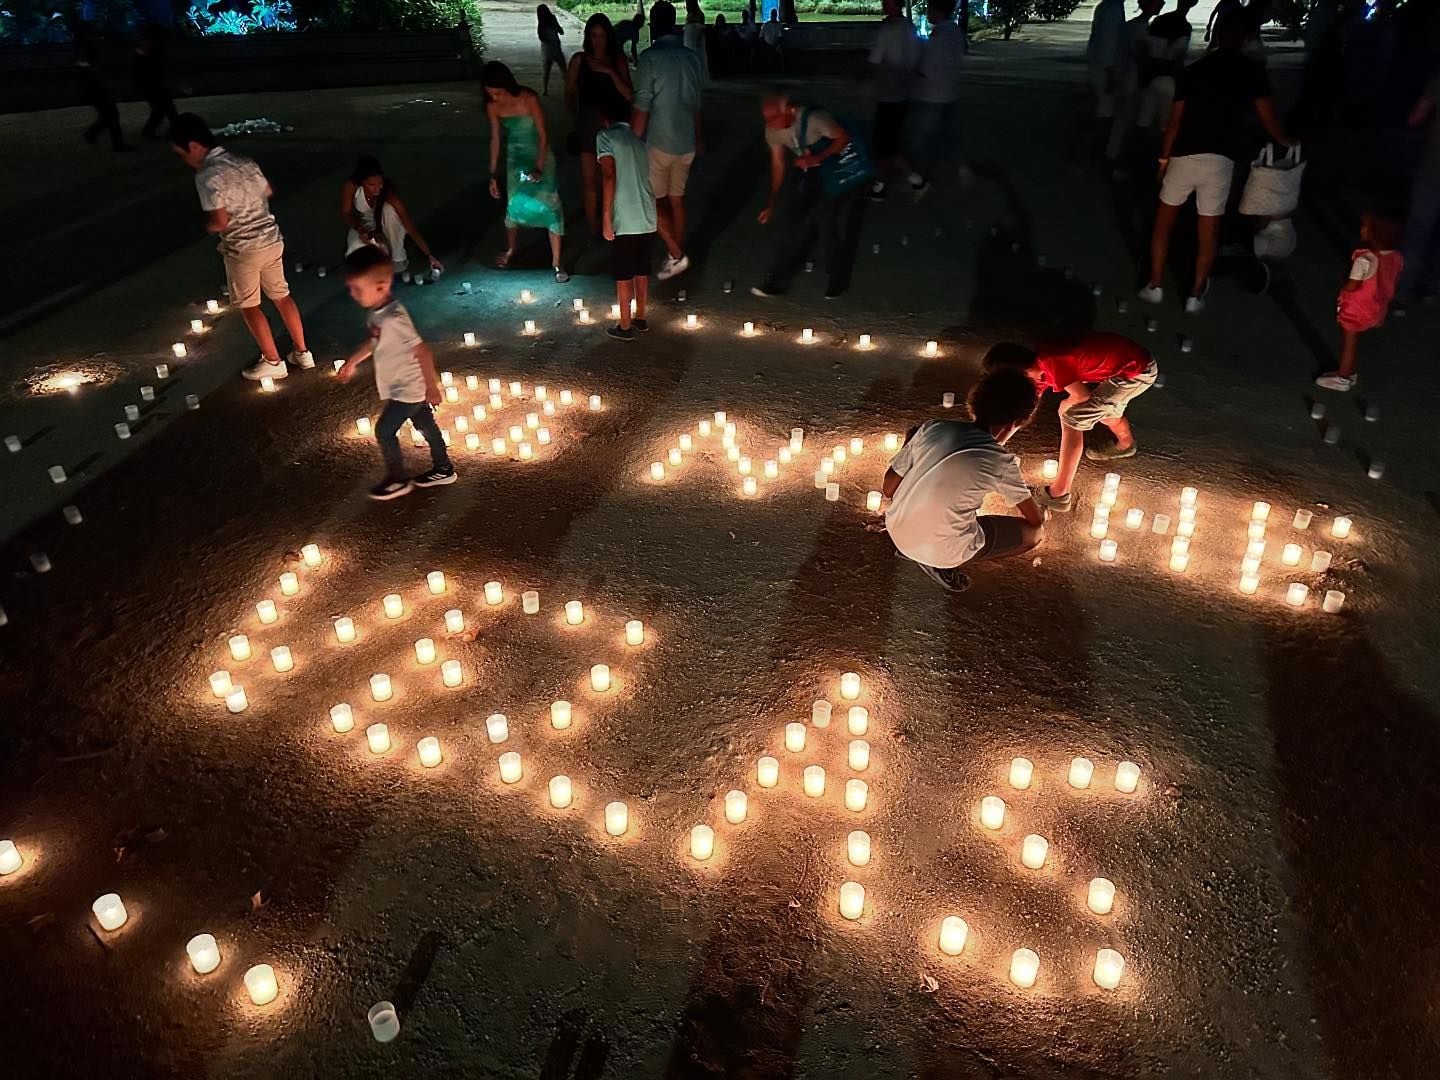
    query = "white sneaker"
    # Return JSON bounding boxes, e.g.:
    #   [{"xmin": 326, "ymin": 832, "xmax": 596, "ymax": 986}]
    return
[
  {"xmin": 657, "ymin": 254, "xmax": 690, "ymax": 281},
  {"xmin": 1137, "ymin": 285, "xmax": 1163, "ymax": 304},
  {"xmin": 1184, "ymin": 295, "xmax": 1205, "ymax": 315},
  {"xmin": 242, "ymin": 358, "xmax": 288, "ymax": 381},
  {"xmin": 289, "ymin": 349, "xmax": 315, "ymax": 370}
]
